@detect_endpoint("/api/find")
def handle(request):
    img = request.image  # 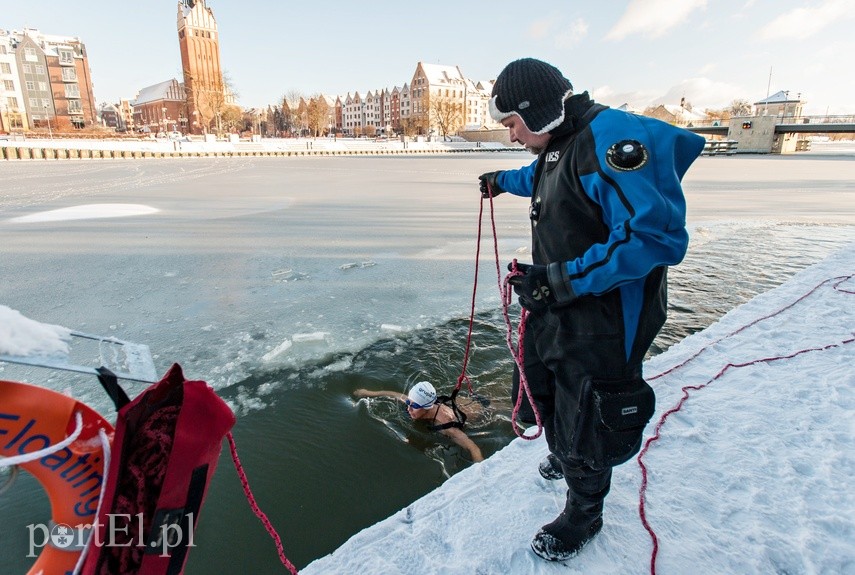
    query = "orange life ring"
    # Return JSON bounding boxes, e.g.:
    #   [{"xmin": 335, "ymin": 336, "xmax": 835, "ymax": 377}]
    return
[{"xmin": 0, "ymin": 379, "xmax": 113, "ymax": 575}]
